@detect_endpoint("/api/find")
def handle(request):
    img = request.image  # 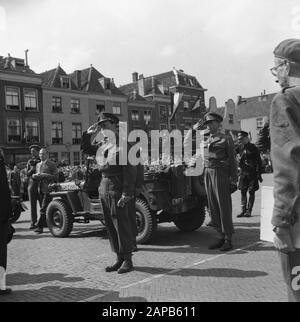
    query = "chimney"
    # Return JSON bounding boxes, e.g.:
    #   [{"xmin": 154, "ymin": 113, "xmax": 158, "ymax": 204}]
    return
[
  {"xmin": 25, "ymin": 49, "xmax": 29, "ymax": 67},
  {"xmin": 138, "ymin": 74, "xmax": 144, "ymax": 80},
  {"xmin": 132, "ymin": 72, "xmax": 138, "ymax": 83},
  {"xmin": 151, "ymin": 77, "xmax": 155, "ymax": 89},
  {"xmin": 138, "ymin": 77, "xmax": 145, "ymax": 96},
  {"xmin": 75, "ymin": 70, "xmax": 82, "ymax": 89}
]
